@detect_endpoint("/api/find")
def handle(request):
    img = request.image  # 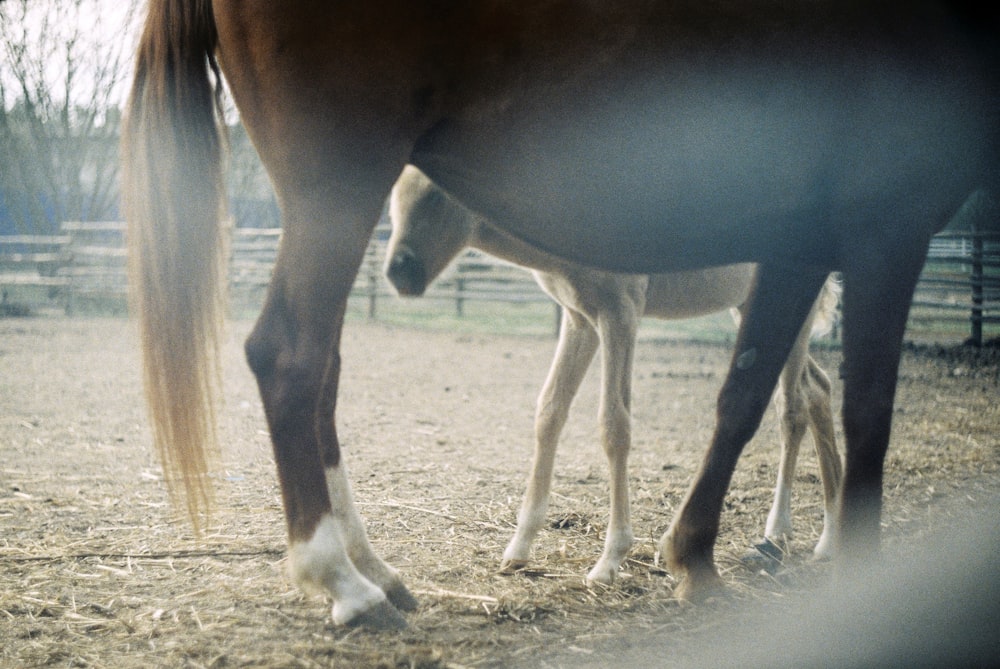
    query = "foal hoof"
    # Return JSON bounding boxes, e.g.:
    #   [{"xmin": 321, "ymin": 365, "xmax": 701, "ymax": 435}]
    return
[
  {"xmin": 343, "ymin": 599, "xmax": 408, "ymax": 631},
  {"xmin": 585, "ymin": 562, "xmax": 620, "ymax": 586},
  {"xmin": 741, "ymin": 537, "xmax": 785, "ymax": 575},
  {"xmin": 384, "ymin": 581, "xmax": 419, "ymax": 612}
]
